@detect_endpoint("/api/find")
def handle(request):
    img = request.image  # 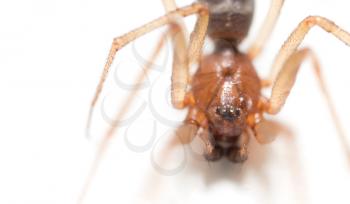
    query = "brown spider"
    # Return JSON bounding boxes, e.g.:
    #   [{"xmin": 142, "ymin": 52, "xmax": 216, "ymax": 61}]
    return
[{"xmin": 79, "ymin": 0, "xmax": 350, "ymax": 202}]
